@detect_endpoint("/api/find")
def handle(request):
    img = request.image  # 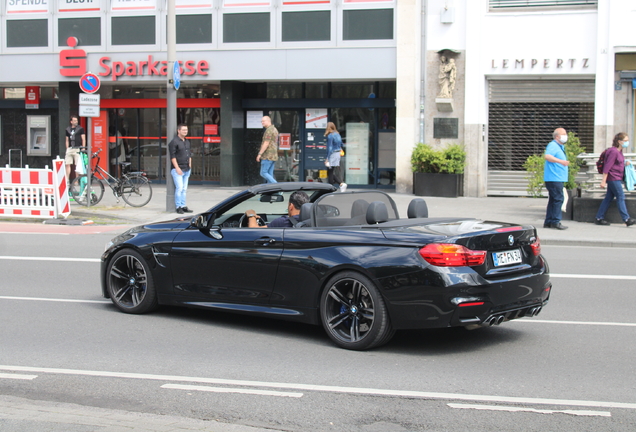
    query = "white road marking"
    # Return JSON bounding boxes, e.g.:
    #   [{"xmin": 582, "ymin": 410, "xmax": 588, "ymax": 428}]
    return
[
  {"xmin": 0, "ymin": 373, "xmax": 37, "ymax": 380},
  {"xmin": 0, "ymin": 256, "xmax": 100, "ymax": 263},
  {"xmin": 551, "ymin": 274, "xmax": 636, "ymax": 280},
  {"xmin": 0, "ymin": 296, "xmax": 109, "ymax": 304},
  {"xmin": 448, "ymin": 403, "xmax": 611, "ymax": 417},
  {"xmin": 162, "ymin": 384, "xmax": 303, "ymax": 398},
  {"xmin": 0, "ymin": 365, "xmax": 635, "ymax": 410},
  {"xmin": 518, "ymin": 319, "xmax": 636, "ymax": 327}
]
